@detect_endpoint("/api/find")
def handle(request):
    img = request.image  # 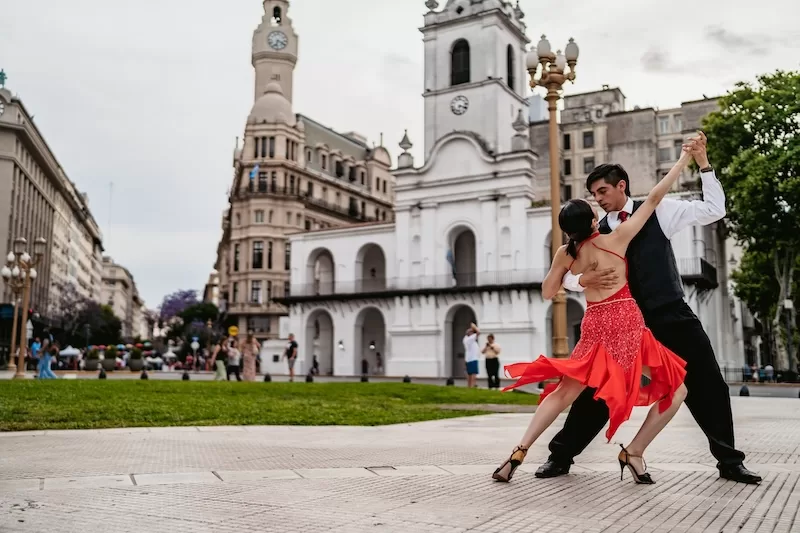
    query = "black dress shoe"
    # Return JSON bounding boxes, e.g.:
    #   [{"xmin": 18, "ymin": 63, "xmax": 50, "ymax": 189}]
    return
[
  {"xmin": 719, "ymin": 464, "xmax": 762, "ymax": 484},
  {"xmin": 534, "ymin": 460, "xmax": 571, "ymax": 478}
]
